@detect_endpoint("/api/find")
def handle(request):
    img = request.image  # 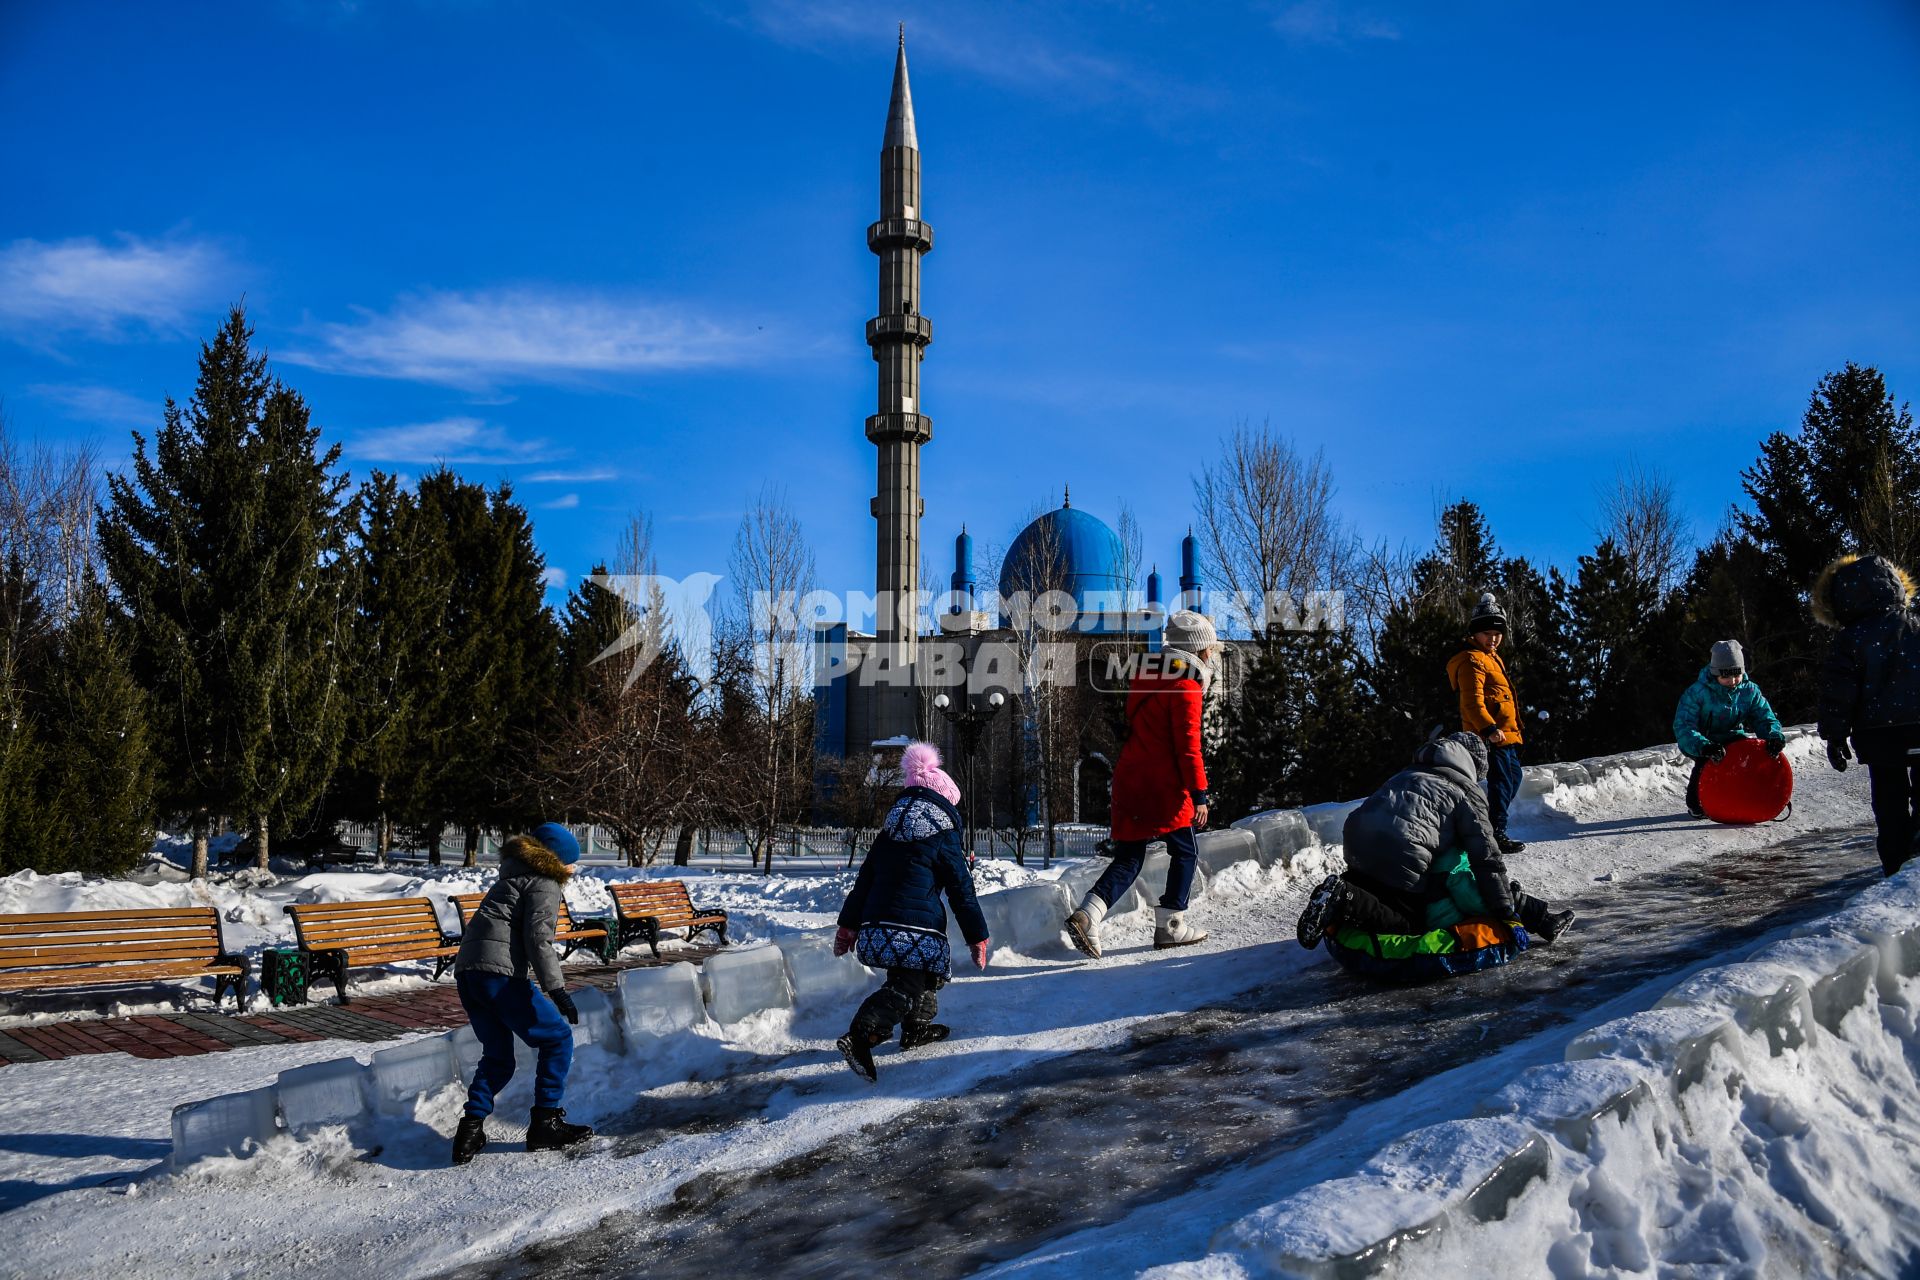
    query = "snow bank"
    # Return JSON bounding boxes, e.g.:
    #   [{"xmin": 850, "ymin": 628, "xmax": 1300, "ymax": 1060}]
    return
[{"xmin": 1155, "ymin": 861, "xmax": 1920, "ymax": 1278}]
